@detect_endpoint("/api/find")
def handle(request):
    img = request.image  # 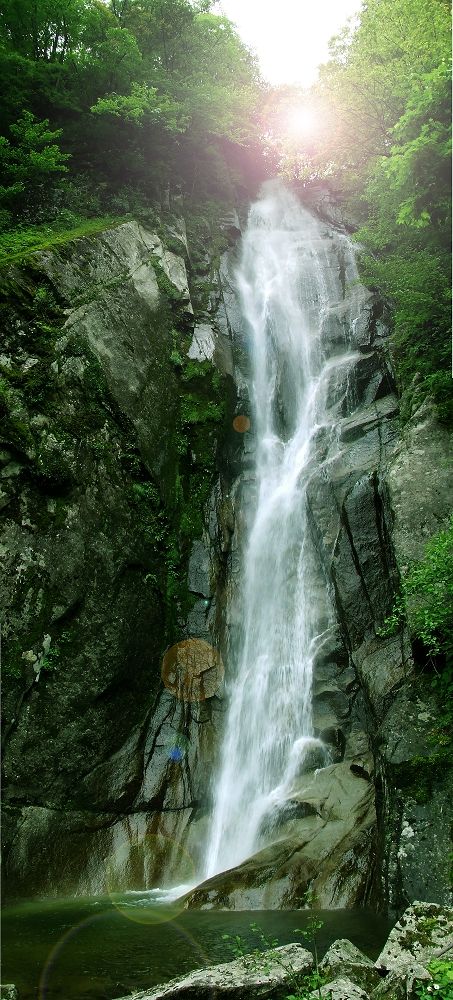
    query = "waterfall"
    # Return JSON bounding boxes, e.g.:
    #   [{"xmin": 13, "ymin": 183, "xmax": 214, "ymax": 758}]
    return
[{"xmin": 204, "ymin": 182, "xmax": 360, "ymax": 881}]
